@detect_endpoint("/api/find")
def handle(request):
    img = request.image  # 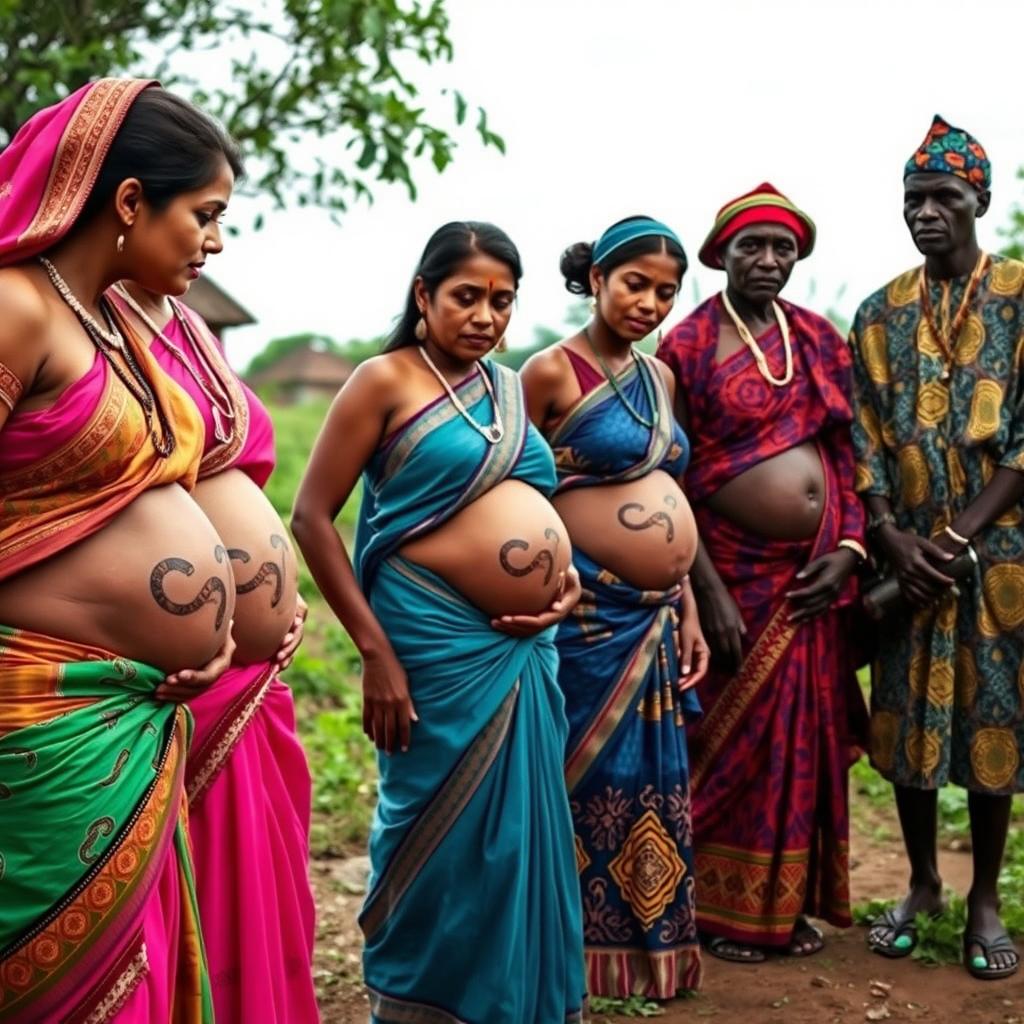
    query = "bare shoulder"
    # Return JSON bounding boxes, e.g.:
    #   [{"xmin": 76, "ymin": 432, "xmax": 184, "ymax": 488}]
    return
[
  {"xmin": 0, "ymin": 266, "xmax": 49, "ymax": 350},
  {"xmin": 340, "ymin": 349, "xmax": 410, "ymax": 397},
  {"xmin": 520, "ymin": 343, "xmax": 572, "ymax": 388},
  {"xmin": 647, "ymin": 353, "xmax": 677, "ymax": 393}
]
